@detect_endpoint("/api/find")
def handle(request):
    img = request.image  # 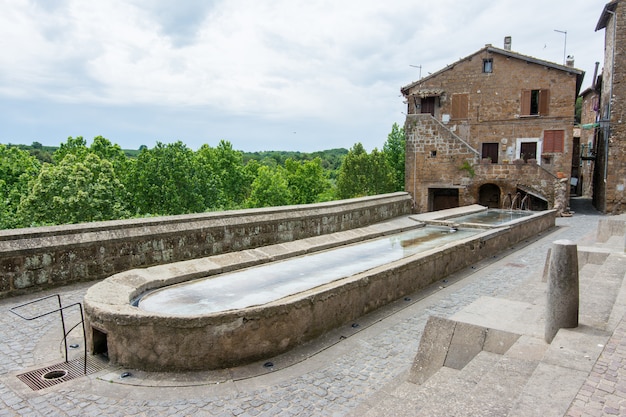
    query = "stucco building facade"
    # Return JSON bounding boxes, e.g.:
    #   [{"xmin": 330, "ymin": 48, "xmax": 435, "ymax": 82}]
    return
[{"xmin": 401, "ymin": 40, "xmax": 584, "ymax": 214}]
